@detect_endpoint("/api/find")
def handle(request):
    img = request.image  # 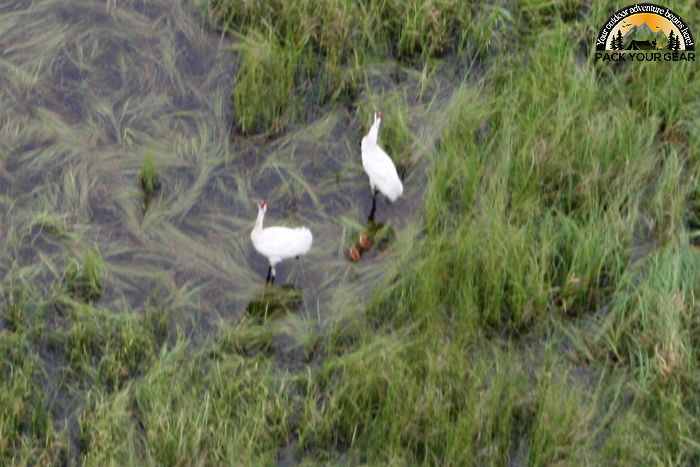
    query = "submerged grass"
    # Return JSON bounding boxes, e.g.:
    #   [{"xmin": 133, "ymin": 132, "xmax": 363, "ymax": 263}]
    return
[{"xmin": 3, "ymin": 0, "xmax": 700, "ymax": 464}]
